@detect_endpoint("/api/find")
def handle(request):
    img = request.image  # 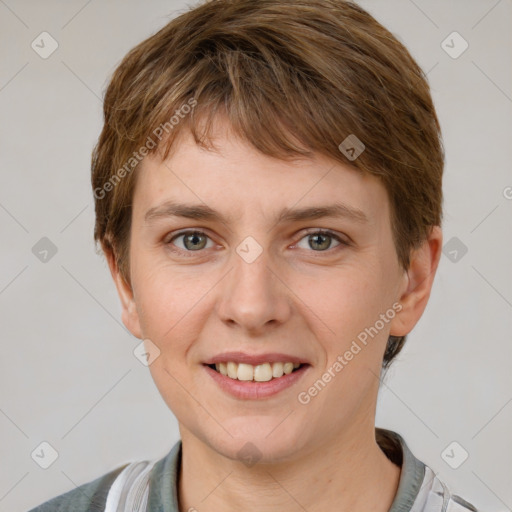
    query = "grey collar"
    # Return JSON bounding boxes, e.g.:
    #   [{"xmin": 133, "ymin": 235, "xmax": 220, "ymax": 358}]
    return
[{"xmin": 376, "ymin": 428, "xmax": 426, "ymax": 512}]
